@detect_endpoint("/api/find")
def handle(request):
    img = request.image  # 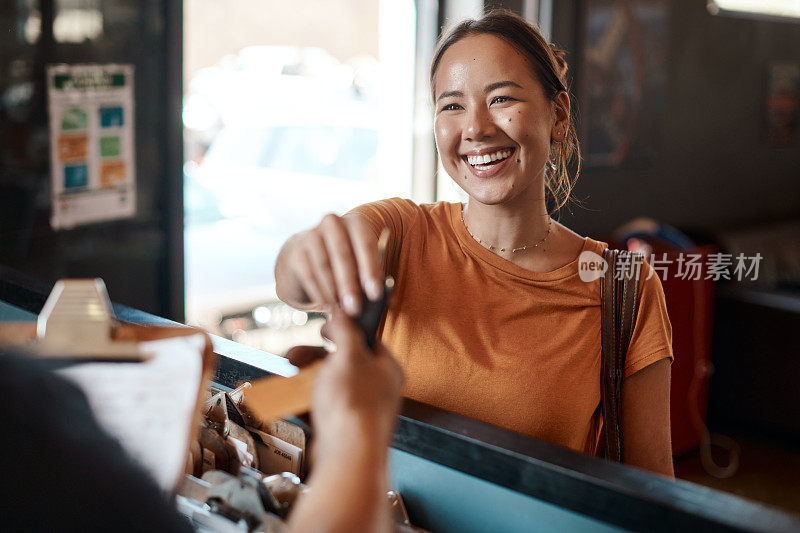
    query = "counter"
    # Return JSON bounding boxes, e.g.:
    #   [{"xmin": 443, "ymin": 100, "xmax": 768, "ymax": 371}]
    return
[{"xmin": 2, "ymin": 267, "xmax": 798, "ymax": 532}]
